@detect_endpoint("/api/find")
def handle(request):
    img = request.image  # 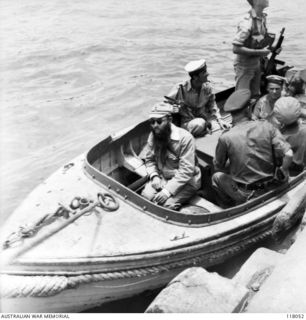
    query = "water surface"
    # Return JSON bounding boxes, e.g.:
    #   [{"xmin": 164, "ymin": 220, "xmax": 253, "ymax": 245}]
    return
[{"xmin": 0, "ymin": 0, "xmax": 305, "ymax": 228}]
